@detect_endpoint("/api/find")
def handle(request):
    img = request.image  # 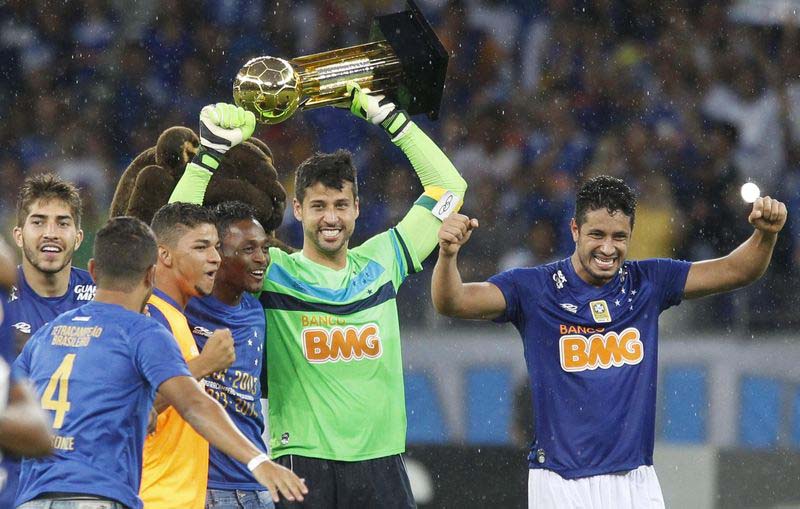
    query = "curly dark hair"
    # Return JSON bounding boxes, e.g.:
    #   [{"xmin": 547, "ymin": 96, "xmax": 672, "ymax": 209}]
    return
[
  {"xmin": 212, "ymin": 201, "xmax": 260, "ymax": 239},
  {"xmin": 294, "ymin": 149, "xmax": 358, "ymax": 202},
  {"xmin": 575, "ymin": 175, "xmax": 637, "ymax": 227}
]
